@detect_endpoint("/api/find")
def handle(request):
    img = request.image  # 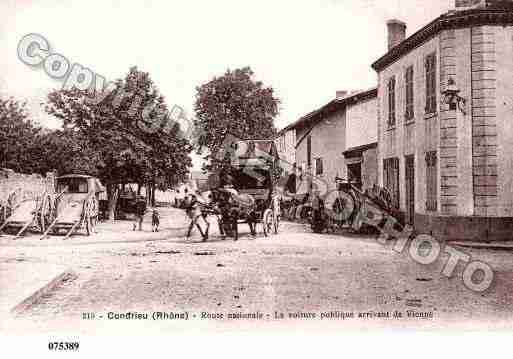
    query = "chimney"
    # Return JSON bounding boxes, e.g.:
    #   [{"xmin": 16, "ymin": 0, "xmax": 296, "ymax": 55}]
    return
[
  {"xmin": 386, "ymin": 19, "xmax": 407, "ymax": 50},
  {"xmin": 336, "ymin": 90, "xmax": 348, "ymax": 99}
]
